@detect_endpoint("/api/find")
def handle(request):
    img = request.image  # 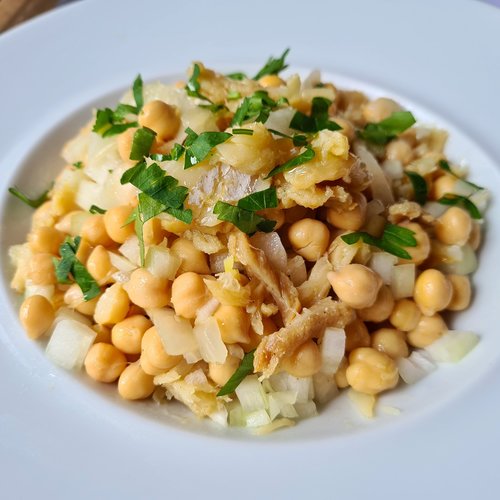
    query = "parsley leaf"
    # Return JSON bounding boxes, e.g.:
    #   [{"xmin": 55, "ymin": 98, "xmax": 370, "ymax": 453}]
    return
[
  {"xmin": 227, "ymin": 90, "xmax": 242, "ymax": 100},
  {"xmin": 341, "ymin": 224, "xmax": 417, "ymax": 260},
  {"xmin": 267, "ymin": 129, "xmax": 308, "ymax": 147},
  {"xmin": 129, "ymin": 127, "xmax": 157, "ymax": 161},
  {"xmin": 231, "ymin": 91, "xmax": 280, "ymax": 126},
  {"xmin": 232, "ymin": 128, "xmax": 253, "ymax": 136},
  {"xmin": 132, "ymin": 74, "xmax": 144, "ymax": 112},
  {"xmin": 53, "ymin": 236, "xmax": 100, "ymax": 301},
  {"xmin": 8, "ymin": 186, "xmax": 50, "ymax": 208},
  {"xmin": 217, "ymin": 350, "xmax": 255, "ymax": 396},
  {"xmin": 183, "ymin": 129, "xmax": 232, "ymax": 169},
  {"xmin": 236, "ymin": 187, "xmax": 278, "ymax": 211},
  {"xmin": 198, "ymin": 103, "xmax": 228, "ymax": 113},
  {"xmin": 185, "ymin": 63, "xmax": 211, "ymax": 102},
  {"xmin": 289, "ymin": 97, "xmax": 341, "ymax": 133},
  {"xmin": 226, "ymin": 72, "xmax": 247, "ymax": 81},
  {"xmin": 358, "ymin": 111, "xmax": 416, "ymax": 145},
  {"xmin": 265, "ymin": 147, "xmax": 315, "ymax": 178},
  {"xmin": 253, "ymin": 48, "xmax": 290, "ymax": 80},
  {"xmin": 89, "ymin": 205, "xmax": 106, "ymax": 214},
  {"xmin": 438, "ymin": 160, "xmax": 483, "ymax": 192},
  {"xmin": 405, "ymin": 171, "xmax": 428, "ymax": 205},
  {"xmin": 150, "ymin": 143, "xmax": 185, "ymax": 162},
  {"xmin": 438, "ymin": 194, "xmax": 482, "ymax": 219},
  {"xmin": 73, "ymin": 161, "xmax": 83, "ymax": 169}
]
